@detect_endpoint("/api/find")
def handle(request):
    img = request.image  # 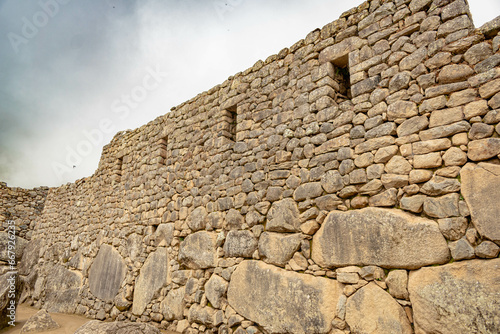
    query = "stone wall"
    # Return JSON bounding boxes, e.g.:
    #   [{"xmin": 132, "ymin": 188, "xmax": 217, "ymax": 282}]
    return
[
  {"xmin": 0, "ymin": 182, "xmax": 48, "ymax": 239},
  {"xmin": 6, "ymin": 0, "xmax": 500, "ymax": 333}
]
